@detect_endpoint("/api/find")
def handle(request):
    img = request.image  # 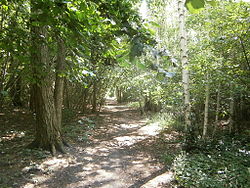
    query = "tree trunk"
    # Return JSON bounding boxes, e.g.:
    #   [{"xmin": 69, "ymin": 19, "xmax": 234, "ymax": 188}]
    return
[
  {"xmin": 10, "ymin": 74, "xmax": 23, "ymax": 107},
  {"xmin": 0, "ymin": 56, "xmax": 8, "ymax": 108},
  {"xmin": 82, "ymin": 88, "xmax": 88, "ymax": 113},
  {"xmin": 202, "ymin": 75, "xmax": 209, "ymax": 138},
  {"xmin": 178, "ymin": 0, "xmax": 191, "ymax": 130},
  {"xmin": 92, "ymin": 81, "xmax": 97, "ymax": 112},
  {"xmin": 116, "ymin": 87, "xmax": 120, "ymax": 103},
  {"xmin": 64, "ymin": 80, "xmax": 70, "ymax": 109},
  {"xmin": 54, "ymin": 38, "xmax": 66, "ymax": 129},
  {"xmin": 30, "ymin": 0, "xmax": 65, "ymax": 155},
  {"xmin": 229, "ymin": 87, "xmax": 234, "ymax": 133},
  {"xmin": 116, "ymin": 87, "xmax": 123, "ymax": 103},
  {"xmin": 212, "ymin": 84, "xmax": 221, "ymax": 137},
  {"xmin": 29, "ymin": 85, "xmax": 36, "ymax": 112}
]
